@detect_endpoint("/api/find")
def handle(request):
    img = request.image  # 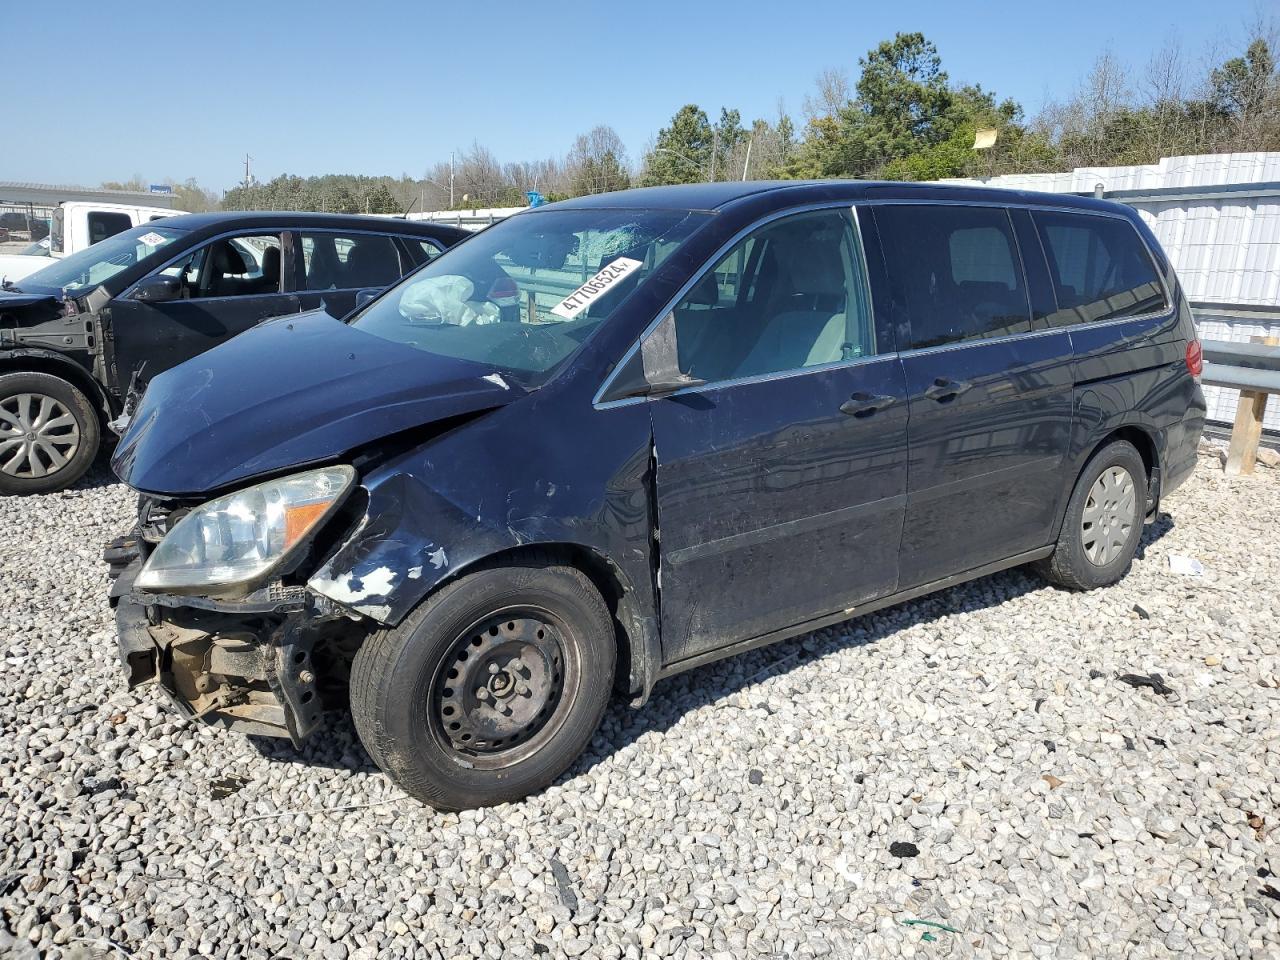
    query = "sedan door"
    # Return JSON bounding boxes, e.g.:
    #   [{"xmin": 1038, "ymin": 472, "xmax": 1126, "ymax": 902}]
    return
[
  {"xmin": 646, "ymin": 207, "xmax": 908, "ymax": 665},
  {"xmin": 110, "ymin": 231, "xmax": 297, "ymax": 389},
  {"xmin": 872, "ymin": 203, "xmax": 1074, "ymax": 590}
]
